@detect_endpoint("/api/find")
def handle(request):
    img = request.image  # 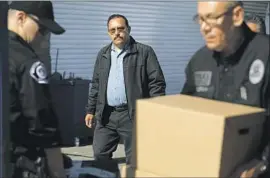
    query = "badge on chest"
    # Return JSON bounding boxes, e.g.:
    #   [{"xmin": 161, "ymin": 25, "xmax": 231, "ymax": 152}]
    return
[{"xmin": 194, "ymin": 71, "xmax": 212, "ymax": 92}]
